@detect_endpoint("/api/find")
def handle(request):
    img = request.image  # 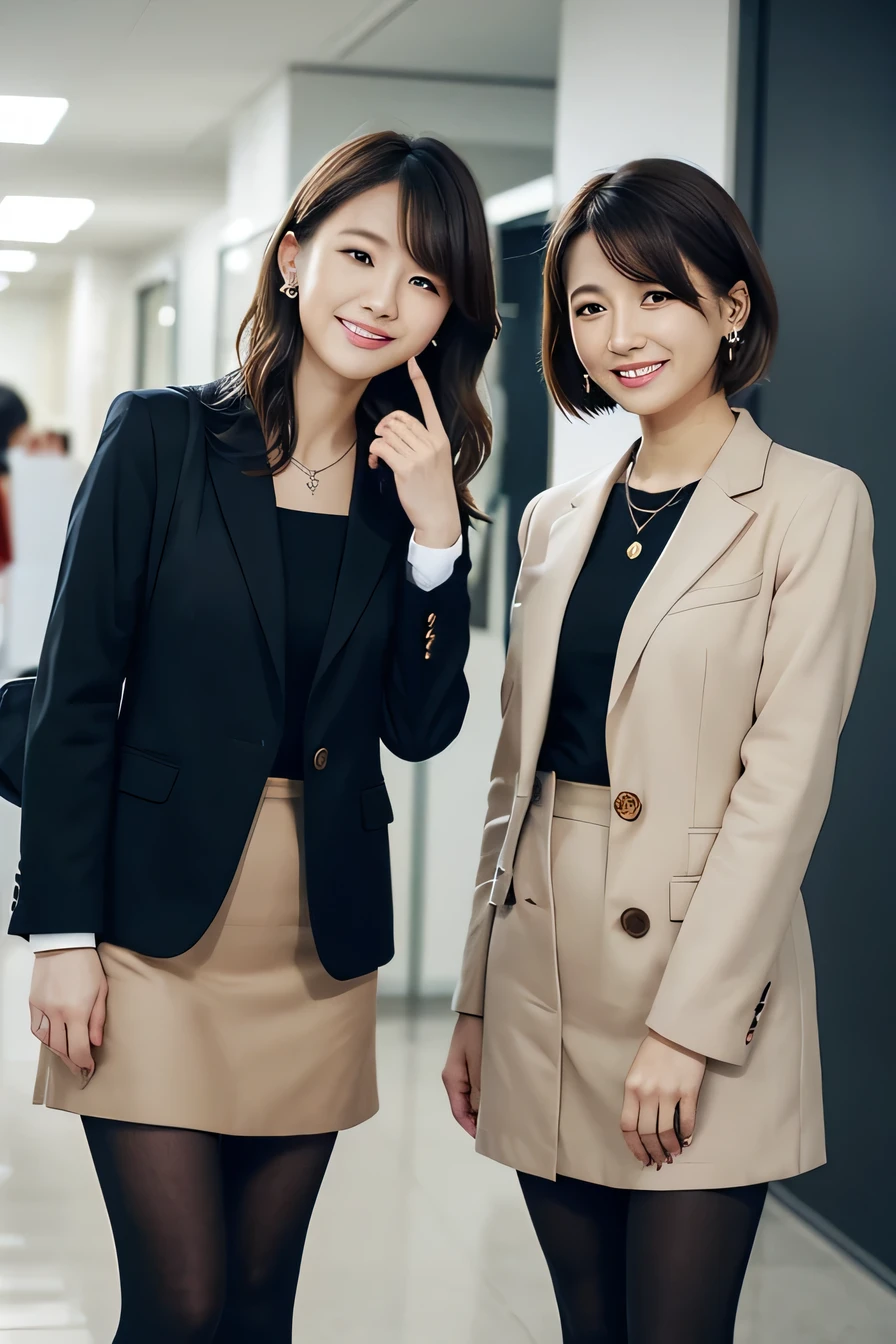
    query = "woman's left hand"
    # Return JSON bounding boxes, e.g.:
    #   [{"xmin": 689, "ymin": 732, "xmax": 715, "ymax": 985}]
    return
[
  {"xmin": 370, "ymin": 356, "xmax": 462, "ymax": 549},
  {"xmin": 621, "ymin": 1029, "xmax": 707, "ymax": 1169}
]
